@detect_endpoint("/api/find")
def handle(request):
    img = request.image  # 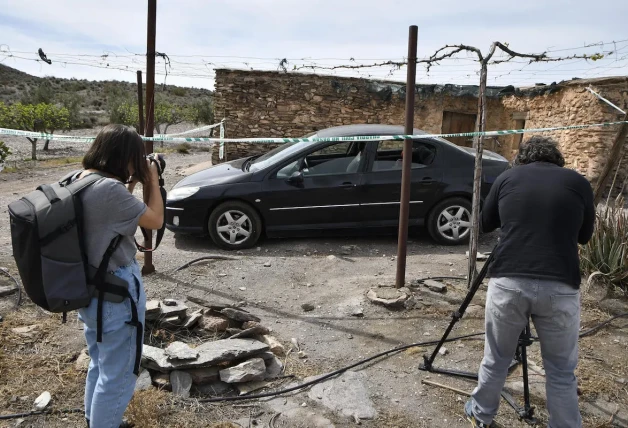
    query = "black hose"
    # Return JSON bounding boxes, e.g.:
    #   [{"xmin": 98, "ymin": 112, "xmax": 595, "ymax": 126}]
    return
[
  {"xmin": 194, "ymin": 331, "xmax": 486, "ymax": 403},
  {"xmin": 579, "ymin": 311, "xmax": 628, "ymax": 338},
  {"xmin": 0, "ymin": 267, "xmax": 22, "ymax": 308},
  {"xmin": 0, "ymin": 407, "xmax": 82, "ymax": 421},
  {"xmin": 173, "ymin": 255, "xmax": 239, "ymax": 272}
]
